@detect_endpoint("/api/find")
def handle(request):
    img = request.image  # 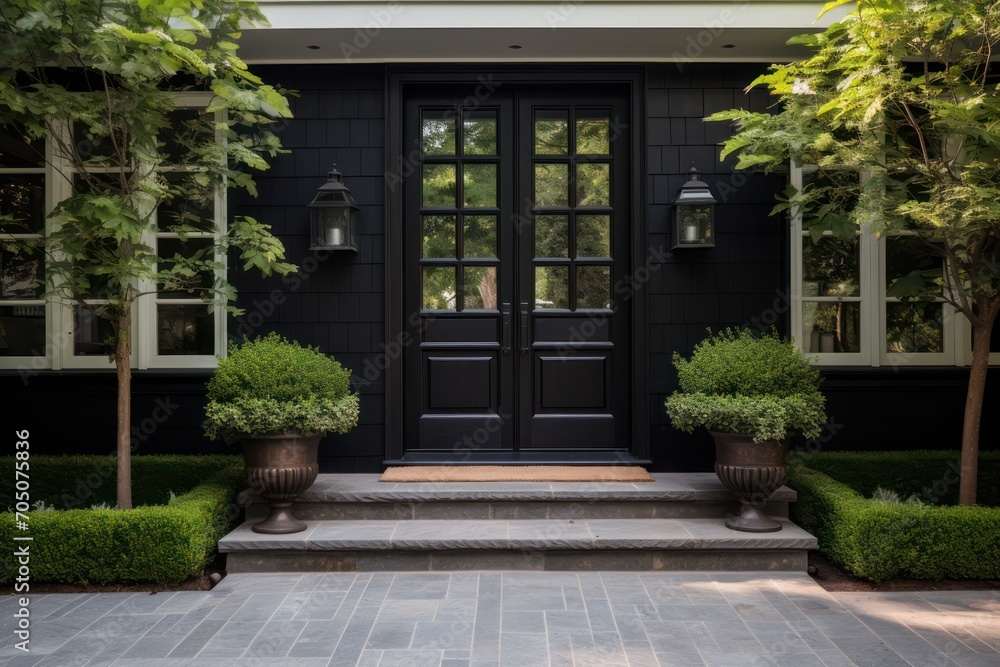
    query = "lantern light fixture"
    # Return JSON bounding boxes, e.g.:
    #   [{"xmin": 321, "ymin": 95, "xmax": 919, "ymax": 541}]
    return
[
  {"xmin": 307, "ymin": 165, "xmax": 359, "ymax": 251},
  {"xmin": 672, "ymin": 165, "xmax": 716, "ymax": 249}
]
